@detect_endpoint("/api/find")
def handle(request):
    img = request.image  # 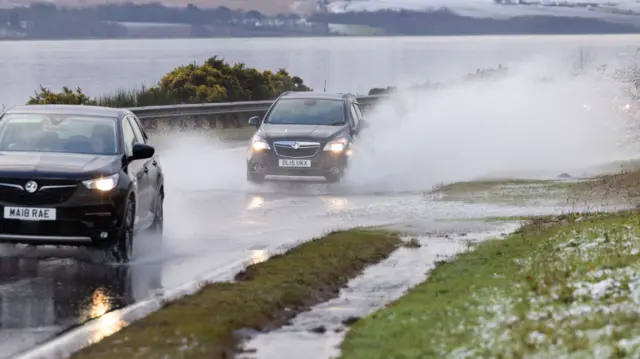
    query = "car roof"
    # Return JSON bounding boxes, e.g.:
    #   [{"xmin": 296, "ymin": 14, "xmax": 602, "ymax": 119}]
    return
[
  {"xmin": 3, "ymin": 104, "xmax": 130, "ymax": 119},
  {"xmin": 278, "ymin": 92, "xmax": 353, "ymax": 101}
]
